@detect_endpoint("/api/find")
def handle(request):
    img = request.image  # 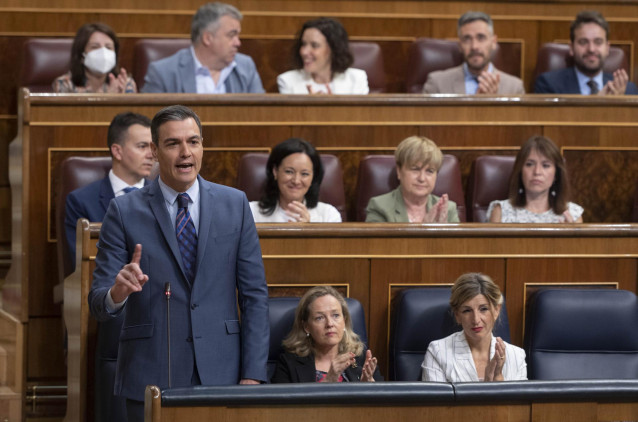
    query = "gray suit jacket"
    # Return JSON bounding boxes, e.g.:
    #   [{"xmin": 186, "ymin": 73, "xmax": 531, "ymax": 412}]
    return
[
  {"xmin": 423, "ymin": 65, "xmax": 525, "ymax": 94},
  {"xmin": 88, "ymin": 176, "xmax": 269, "ymax": 401},
  {"xmin": 365, "ymin": 187, "xmax": 460, "ymax": 223},
  {"xmin": 141, "ymin": 48, "xmax": 265, "ymax": 93}
]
